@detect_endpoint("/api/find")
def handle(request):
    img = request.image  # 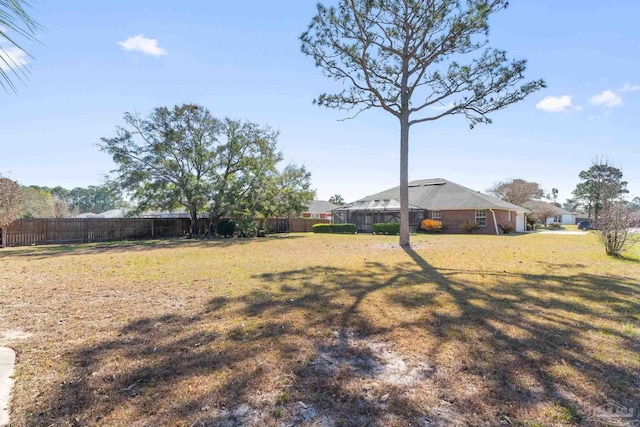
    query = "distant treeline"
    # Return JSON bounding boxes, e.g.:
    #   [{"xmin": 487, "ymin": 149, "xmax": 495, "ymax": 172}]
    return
[{"xmin": 17, "ymin": 182, "xmax": 128, "ymax": 219}]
